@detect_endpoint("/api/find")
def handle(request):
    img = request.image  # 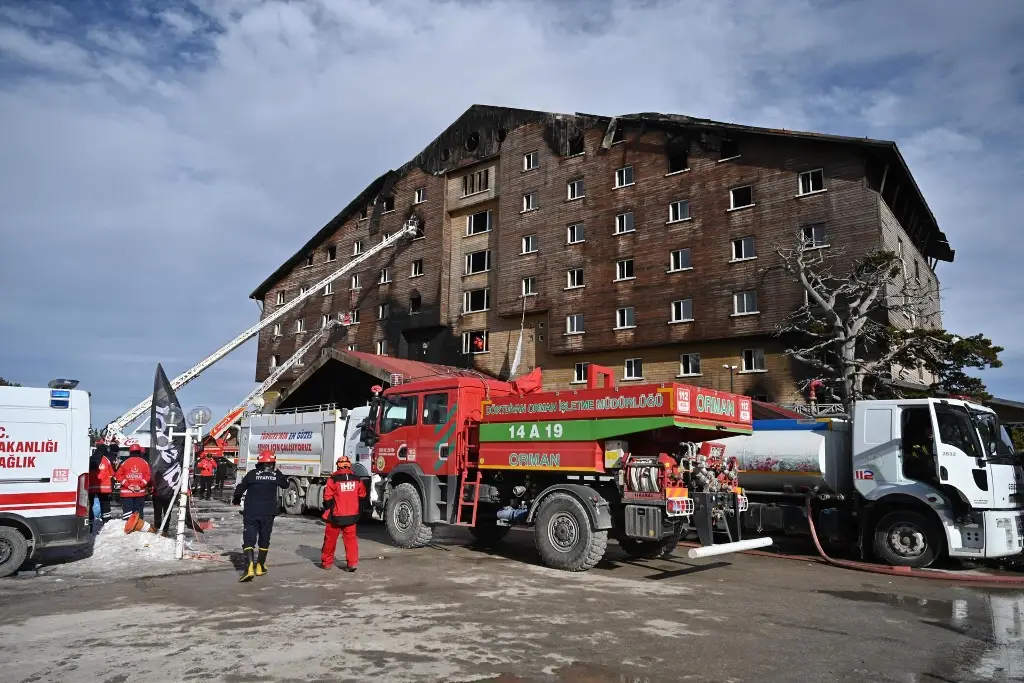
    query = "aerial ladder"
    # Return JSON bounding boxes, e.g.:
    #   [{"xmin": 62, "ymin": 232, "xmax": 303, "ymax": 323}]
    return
[{"xmin": 103, "ymin": 219, "xmax": 420, "ymax": 443}]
